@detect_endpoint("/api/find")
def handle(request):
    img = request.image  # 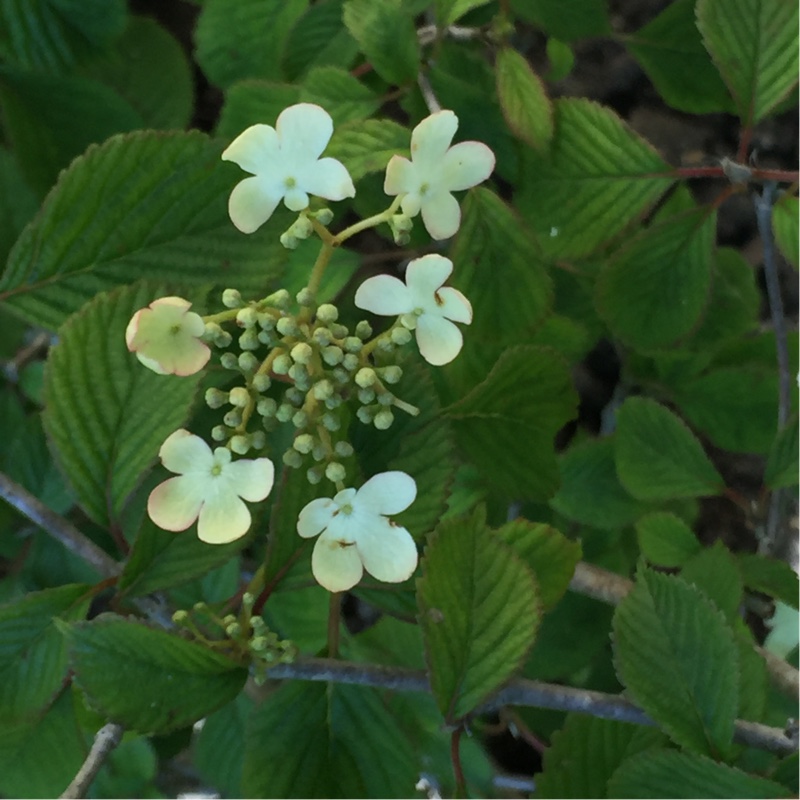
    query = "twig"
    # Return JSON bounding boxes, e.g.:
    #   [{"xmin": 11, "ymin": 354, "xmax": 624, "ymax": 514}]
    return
[
  {"xmin": 266, "ymin": 657, "xmax": 798, "ymax": 755},
  {"xmin": 60, "ymin": 723, "xmax": 124, "ymax": 799},
  {"xmin": 417, "ymin": 24, "xmax": 482, "ymax": 46},
  {"xmin": 417, "ymin": 71, "xmax": 442, "ymax": 114}
]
